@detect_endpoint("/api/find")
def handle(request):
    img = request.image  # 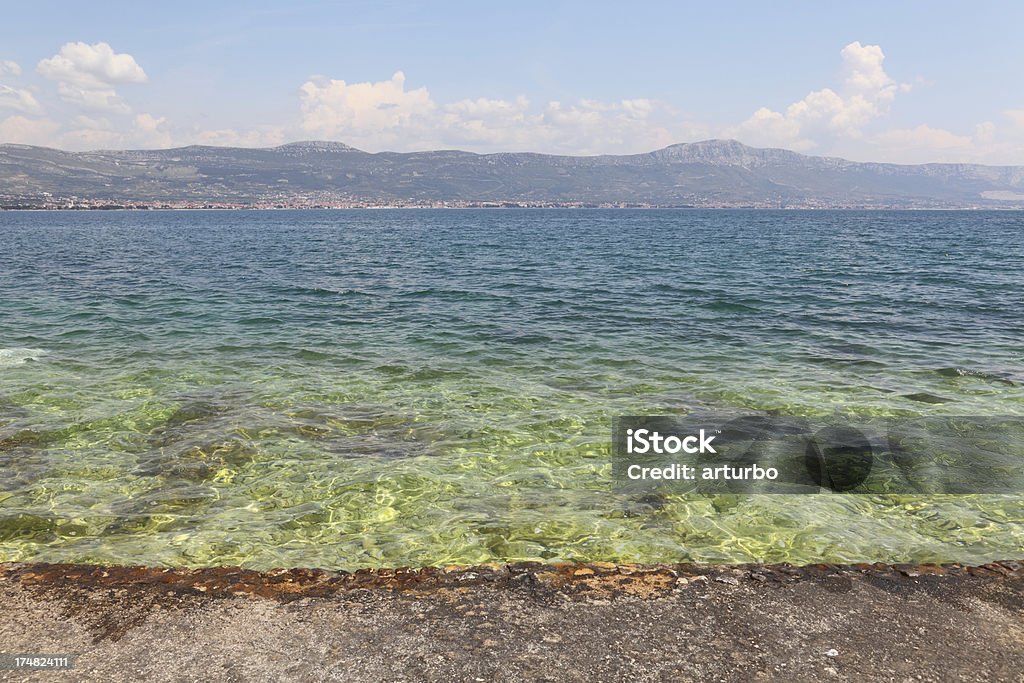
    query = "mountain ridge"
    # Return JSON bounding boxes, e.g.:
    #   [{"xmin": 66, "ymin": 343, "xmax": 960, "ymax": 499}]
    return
[{"xmin": 2, "ymin": 139, "xmax": 1023, "ymax": 209}]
